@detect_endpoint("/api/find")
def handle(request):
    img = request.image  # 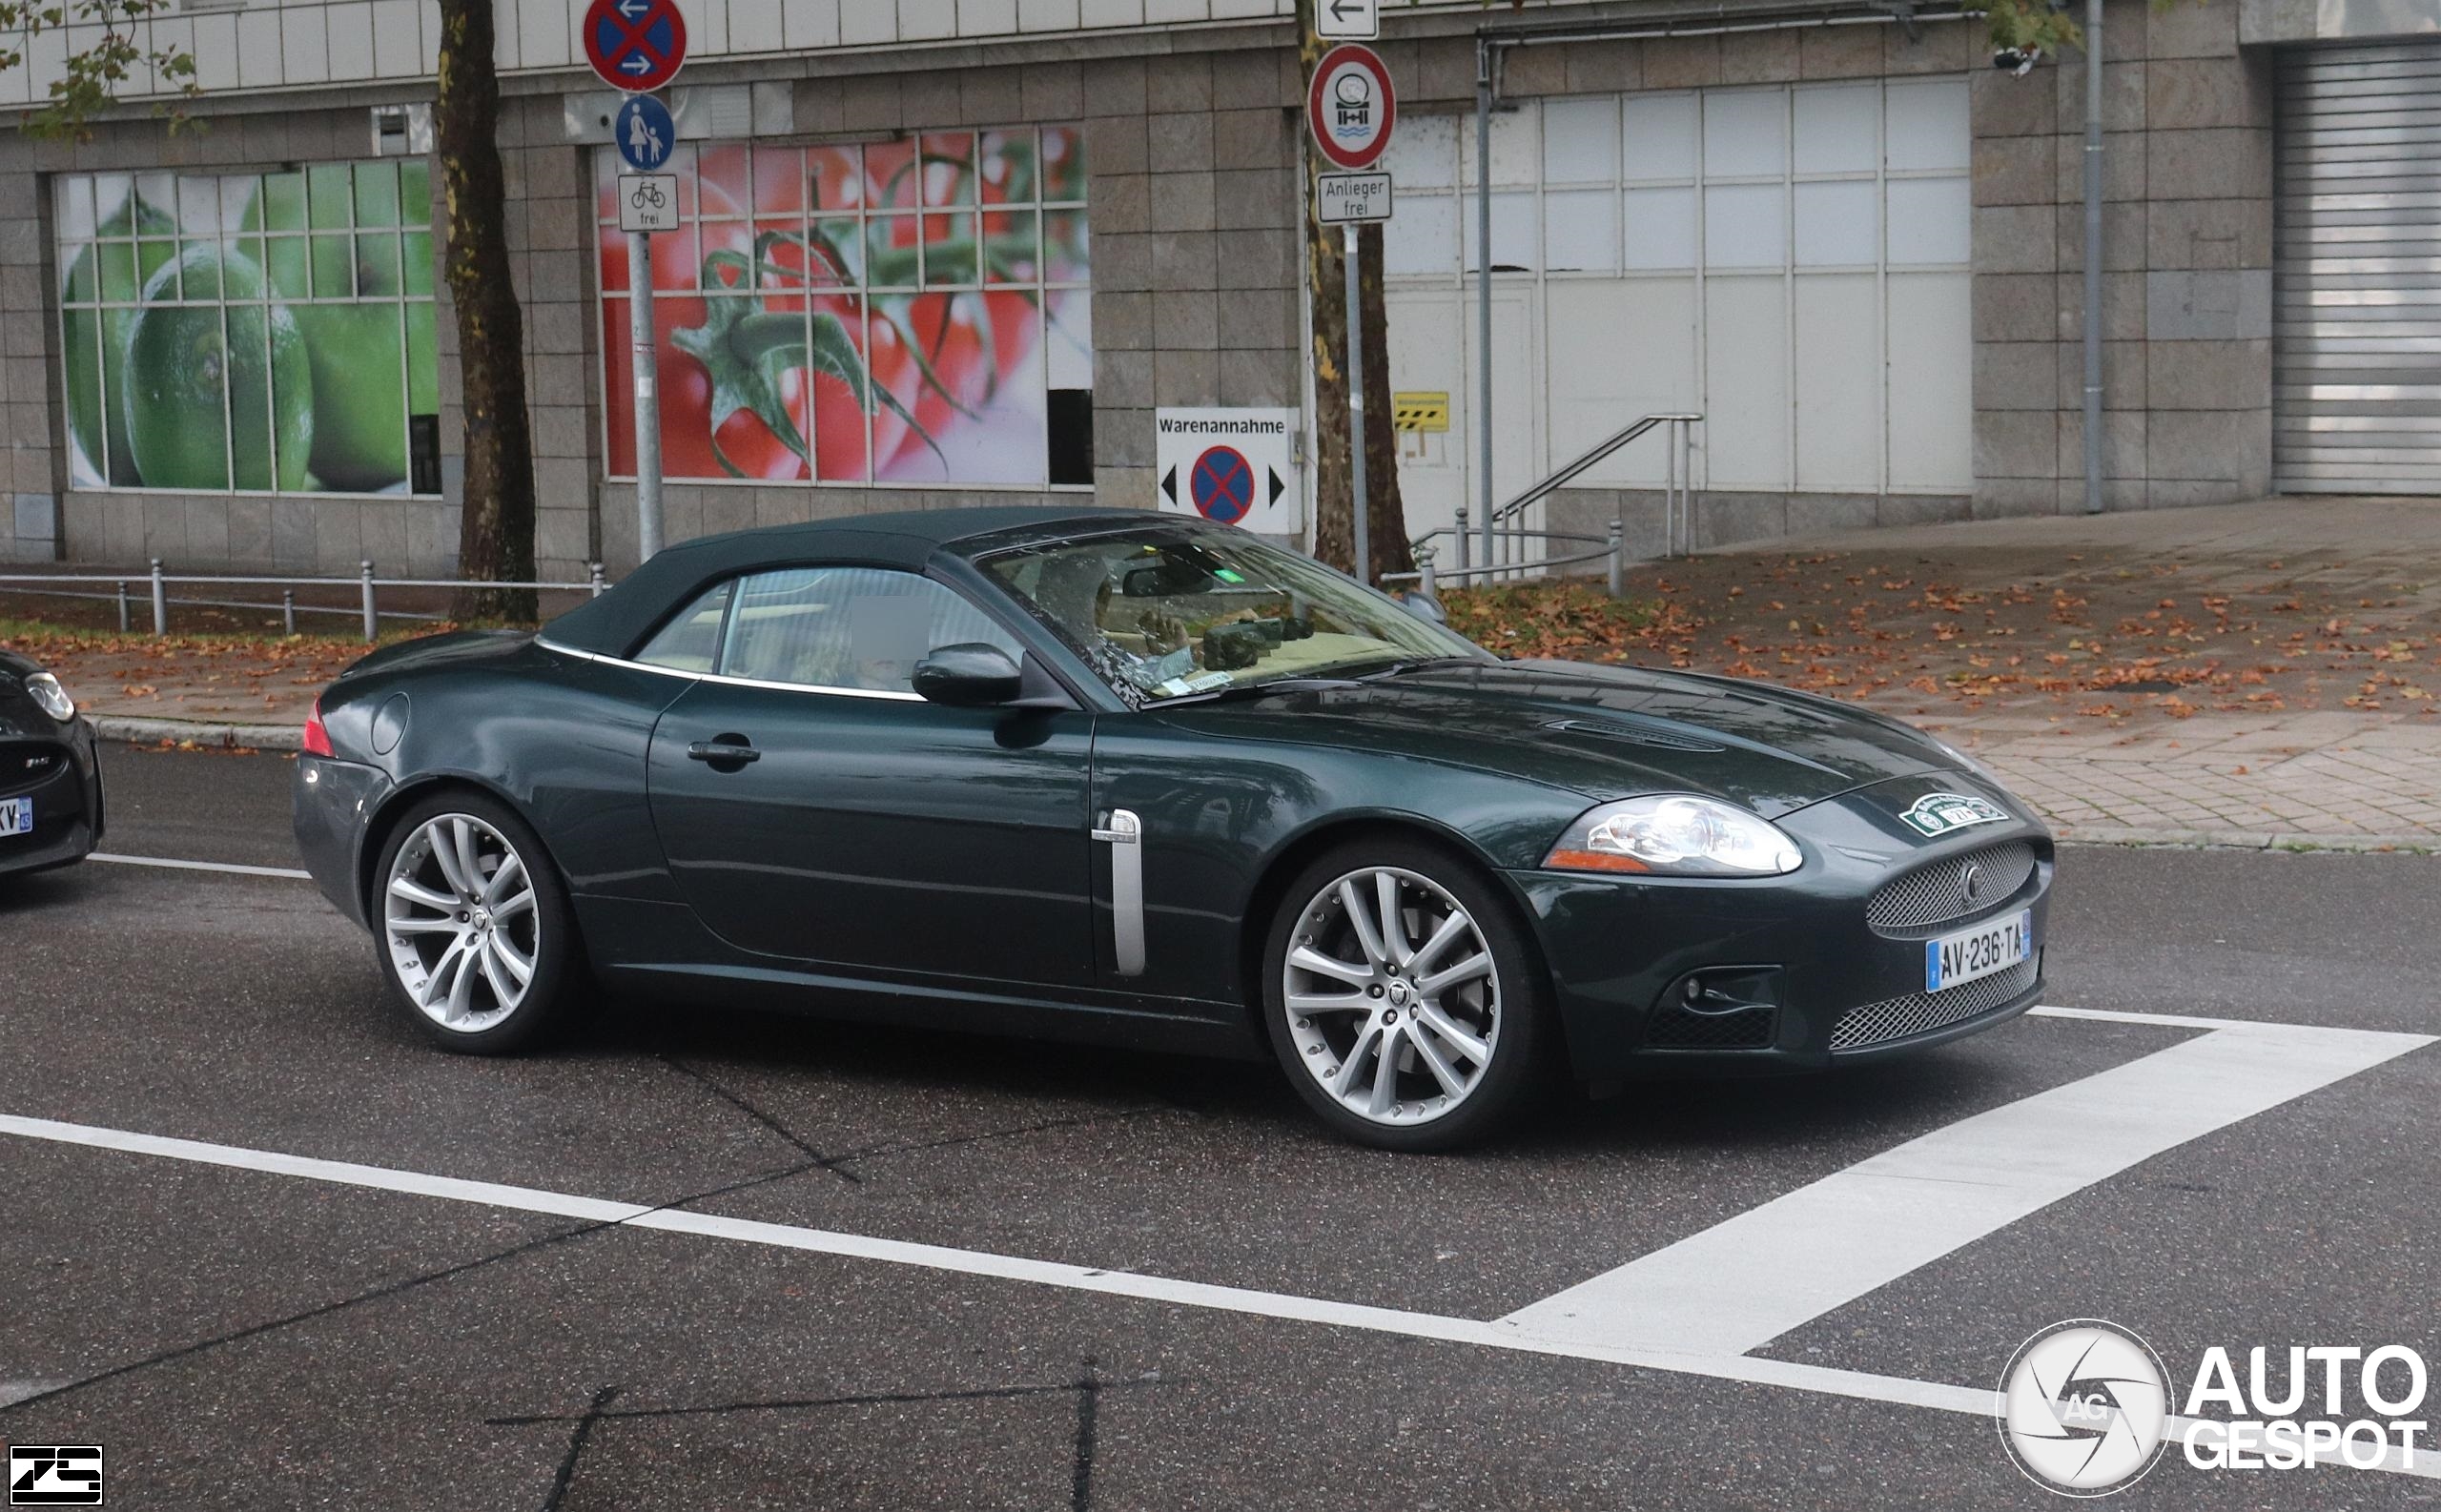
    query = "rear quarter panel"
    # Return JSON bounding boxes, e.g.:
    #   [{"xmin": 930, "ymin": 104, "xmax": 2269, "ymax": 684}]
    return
[{"xmin": 326, "ymin": 641, "xmax": 689, "ymax": 907}]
